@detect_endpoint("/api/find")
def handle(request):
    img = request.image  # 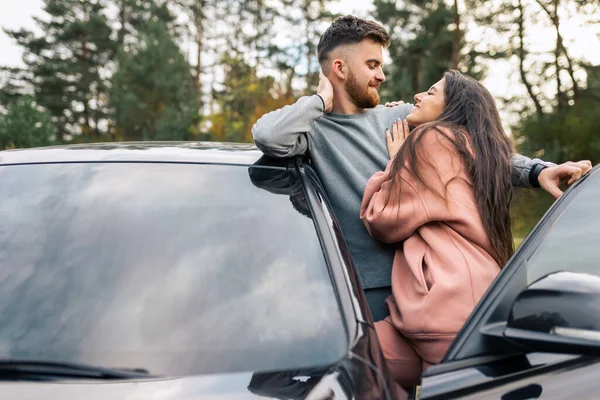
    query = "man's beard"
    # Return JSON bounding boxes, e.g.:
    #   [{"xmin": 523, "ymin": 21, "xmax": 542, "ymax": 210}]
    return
[{"xmin": 345, "ymin": 71, "xmax": 380, "ymax": 109}]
